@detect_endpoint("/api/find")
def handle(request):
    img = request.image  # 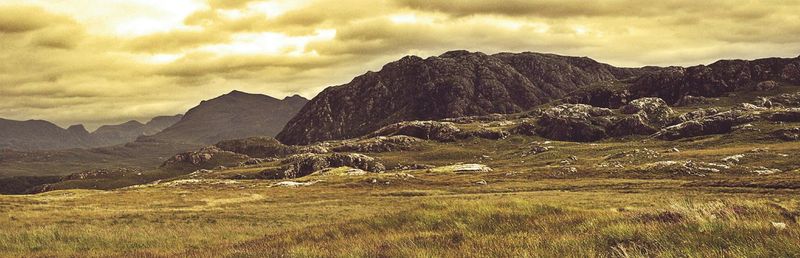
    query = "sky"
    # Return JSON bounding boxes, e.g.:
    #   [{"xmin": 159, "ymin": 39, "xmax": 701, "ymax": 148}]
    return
[{"xmin": 1, "ymin": 0, "xmax": 799, "ymax": 129}]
